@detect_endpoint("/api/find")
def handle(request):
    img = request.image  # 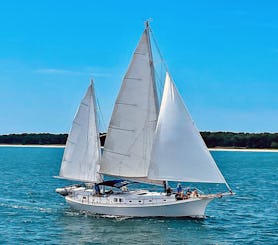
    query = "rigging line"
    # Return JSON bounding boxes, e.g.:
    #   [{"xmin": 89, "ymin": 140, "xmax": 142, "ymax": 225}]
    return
[
  {"xmin": 149, "ymin": 27, "xmax": 183, "ymax": 94},
  {"xmin": 153, "ymin": 60, "xmax": 164, "ymax": 82},
  {"xmin": 153, "ymin": 65, "xmax": 166, "ymax": 98},
  {"xmin": 96, "ymin": 97, "xmax": 107, "ymax": 131},
  {"xmin": 146, "ymin": 23, "xmax": 159, "ymax": 117},
  {"xmin": 154, "ymin": 68, "xmax": 165, "ymax": 90},
  {"xmin": 93, "ymin": 85, "xmax": 107, "ymax": 132},
  {"xmin": 149, "ymin": 28, "xmax": 170, "ymax": 74},
  {"xmin": 148, "ymin": 27, "xmax": 168, "ymax": 101}
]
